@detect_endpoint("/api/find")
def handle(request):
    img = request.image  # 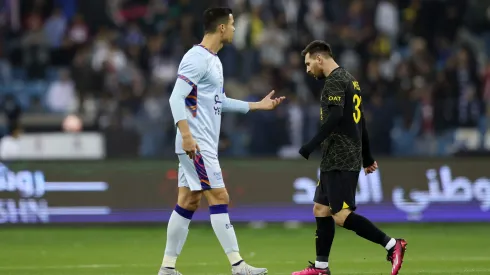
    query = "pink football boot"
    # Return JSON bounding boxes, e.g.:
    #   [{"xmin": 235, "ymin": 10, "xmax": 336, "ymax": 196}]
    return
[{"xmin": 292, "ymin": 262, "xmax": 330, "ymax": 275}]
